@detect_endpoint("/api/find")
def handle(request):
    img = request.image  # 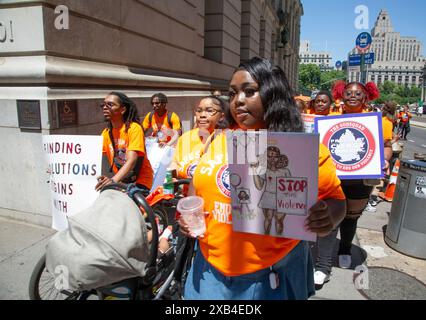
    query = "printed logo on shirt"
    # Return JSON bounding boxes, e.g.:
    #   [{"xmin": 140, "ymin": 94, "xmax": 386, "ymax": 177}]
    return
[
  {"xmin": 212, "ymin": 201, "xmax": 232, "ymax": 224},
  {"xmin": 323, "ymin": 121, "xmax": 376, "ymax": 172},
  {"xmin": 186, "ymin": 162, "xmax": 198, "ymax": 178},
  {"xmin": 216, "ymin": 165, "xmax": 231, "ymax": 198}
]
